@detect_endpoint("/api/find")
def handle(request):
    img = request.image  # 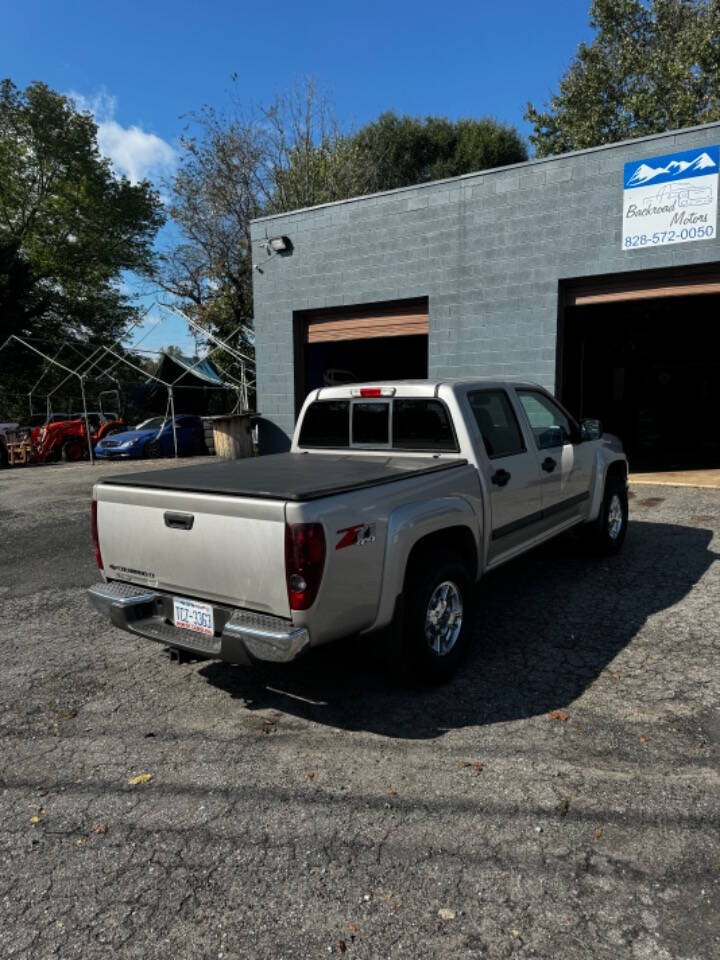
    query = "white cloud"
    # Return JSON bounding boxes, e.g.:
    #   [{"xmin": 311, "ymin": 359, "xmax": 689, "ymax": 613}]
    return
[{"xmin": 68, "ymin": 90, "xmax": 176, "ymax": 184}]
